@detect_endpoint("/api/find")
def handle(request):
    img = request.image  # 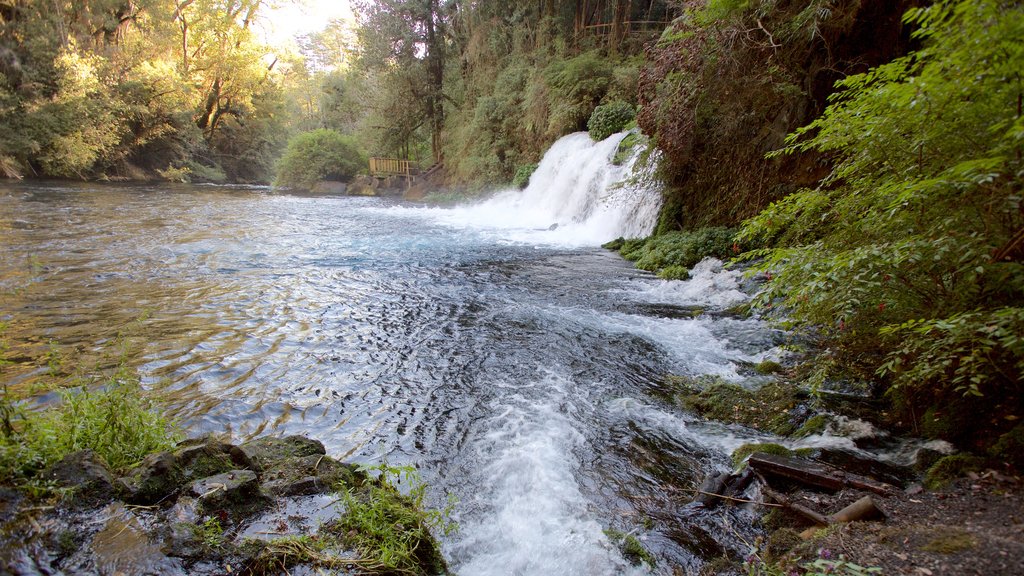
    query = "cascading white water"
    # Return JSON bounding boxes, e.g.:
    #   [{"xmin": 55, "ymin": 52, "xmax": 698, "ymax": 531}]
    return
[{"xmin": 424, "ymin": 131, "xmax": 663, "ymax": 247}]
